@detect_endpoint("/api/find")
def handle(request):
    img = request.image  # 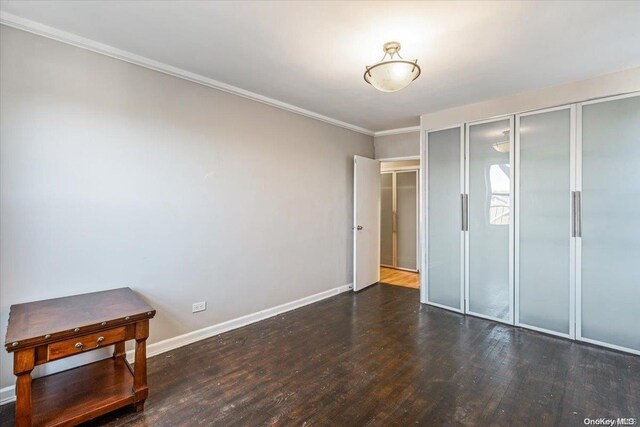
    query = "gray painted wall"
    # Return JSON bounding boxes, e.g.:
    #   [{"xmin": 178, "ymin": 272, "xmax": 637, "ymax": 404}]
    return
[
  {"xmin": 0, "ymin": 26, "xmax": 373, "ymax": 391},
  {"xmin": 374, "ymin": 132, "xmax": 420, "ymax": 159}
]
